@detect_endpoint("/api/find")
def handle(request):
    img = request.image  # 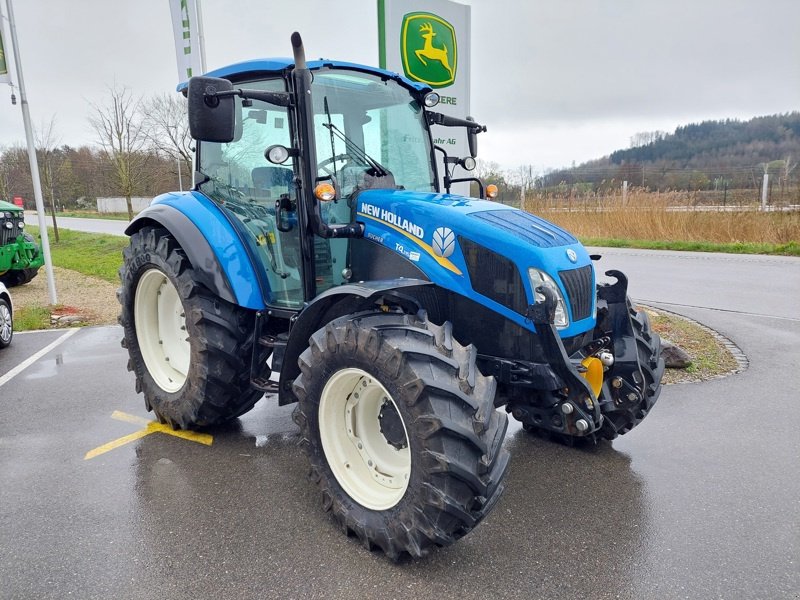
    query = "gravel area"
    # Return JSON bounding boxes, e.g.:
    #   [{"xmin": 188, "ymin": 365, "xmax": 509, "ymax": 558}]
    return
[{"xmin": 10, "ymin": 267, "xmax": 119, "ymax": 326}]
